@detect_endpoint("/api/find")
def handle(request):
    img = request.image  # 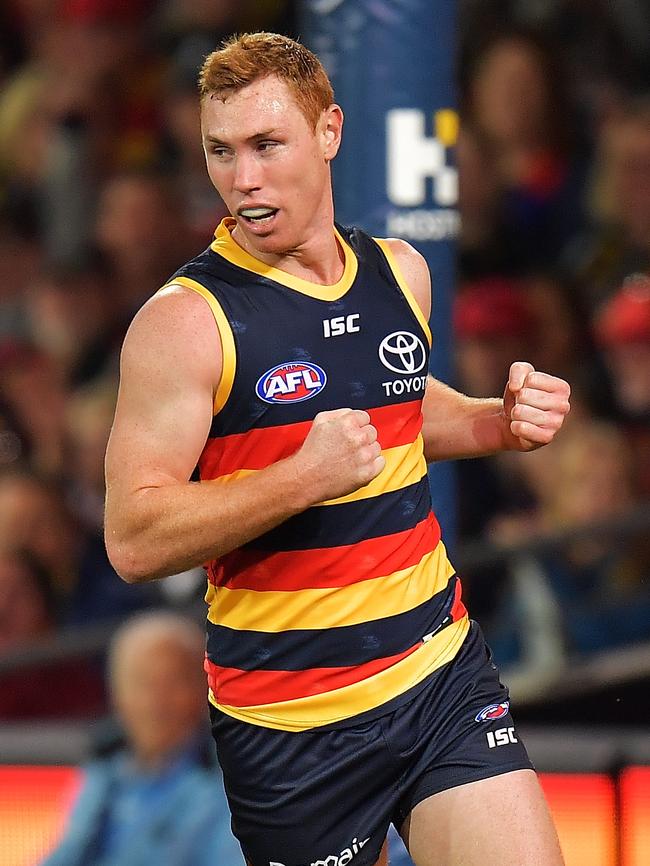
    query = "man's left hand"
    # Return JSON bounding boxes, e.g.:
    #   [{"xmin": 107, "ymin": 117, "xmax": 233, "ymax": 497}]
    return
[{"xmin": 502, "ymin": 361, "xmax": 571, "ymax": 452}]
